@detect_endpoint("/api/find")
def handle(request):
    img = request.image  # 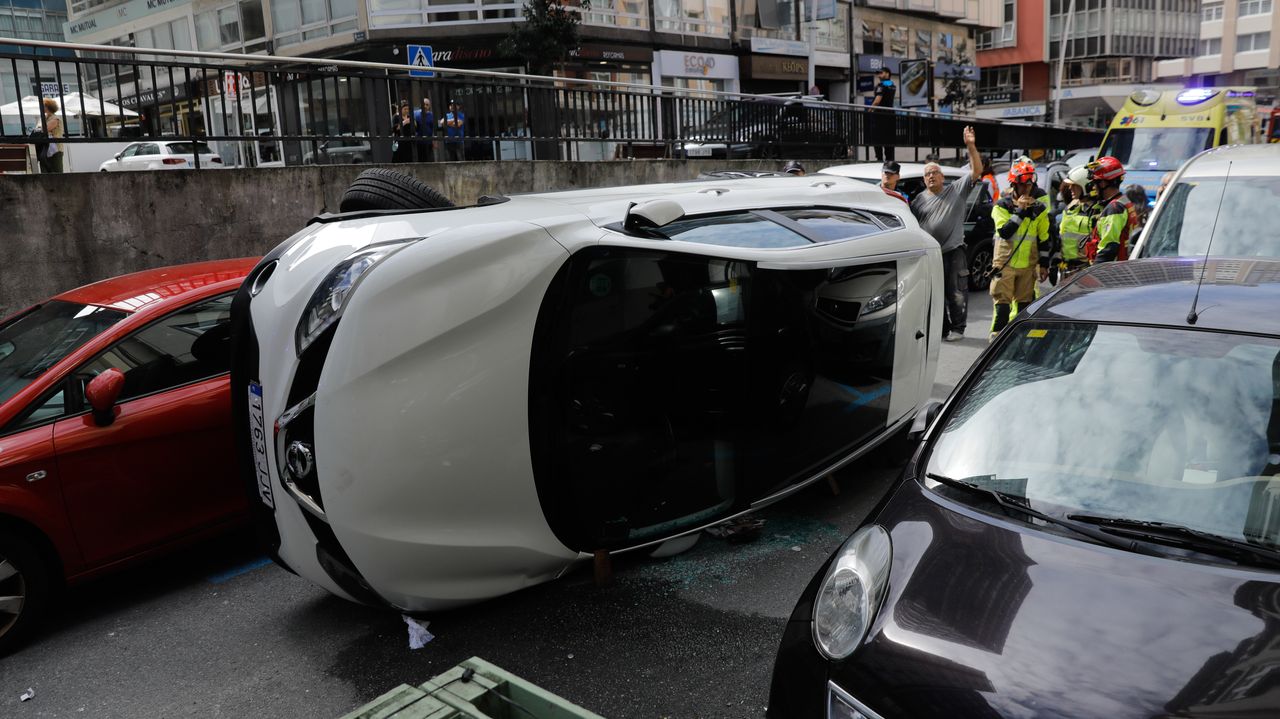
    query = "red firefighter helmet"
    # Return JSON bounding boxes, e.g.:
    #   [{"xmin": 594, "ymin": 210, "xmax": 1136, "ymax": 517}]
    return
[
  {"xmin": 1008, "ymin": 161, "xmax": 1036, "ymax": 185},
  {"xmin": 1087, "ymin": 155, "xmax": 1125, "ymax": 182}
]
